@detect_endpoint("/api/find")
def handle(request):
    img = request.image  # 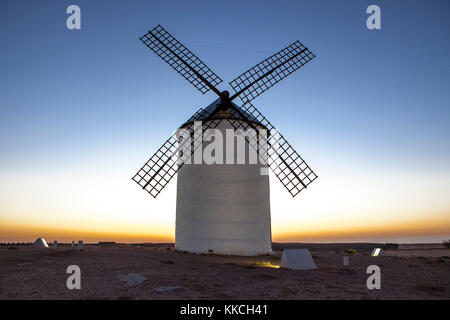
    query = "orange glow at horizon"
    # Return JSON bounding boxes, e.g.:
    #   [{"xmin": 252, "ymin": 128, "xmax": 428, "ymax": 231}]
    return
[
  {"xmin": 1, "ymin": 210, "xmax": 449, "ymax": 244},
  {"xmin": 272, "ymin": 213, "xmax": 450, "ymax": 243},
  {"xmin": 0, "ymin": 221, "xmax": 173, "ymax": 243},
  {"xmin": 0, "ymin": 156, "xmax": 449, "ymax": 244}
]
